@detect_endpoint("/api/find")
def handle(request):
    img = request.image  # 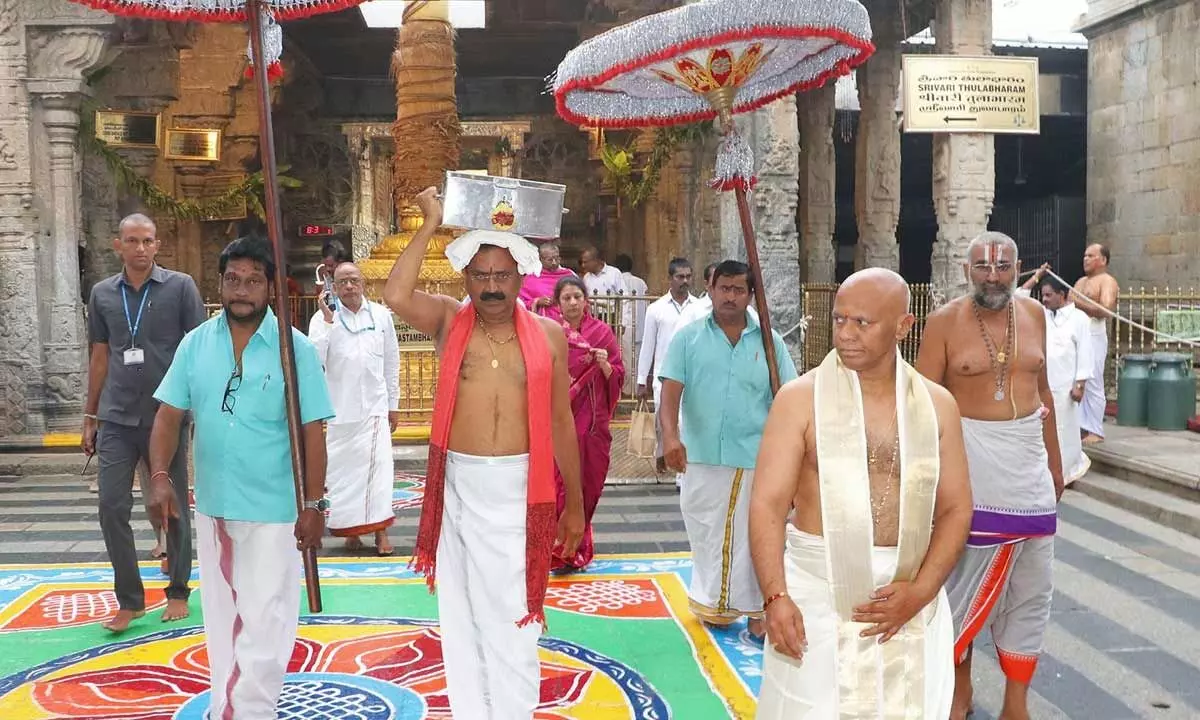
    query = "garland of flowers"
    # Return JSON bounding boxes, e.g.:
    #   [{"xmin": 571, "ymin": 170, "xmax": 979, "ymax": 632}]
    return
[
  {"xmin": 79, "ymin": 107, "xmax": 300, "ymax": 221},
  {"xmin": 601, "ymin": 121, "xmax": 713, "ymax": 207}
]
